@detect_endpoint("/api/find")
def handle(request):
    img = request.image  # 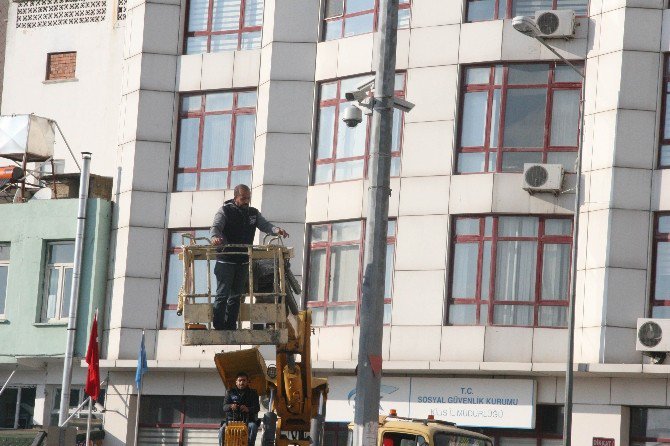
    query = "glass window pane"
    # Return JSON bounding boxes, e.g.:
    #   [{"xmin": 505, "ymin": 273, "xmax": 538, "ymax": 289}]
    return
[
  {"xmin": 212, "ymin": 0, "xmax": 242, "ymax": 31},
  {"xmin": 308, "ymin": 250, "xmax": 327, "ymax": 302},
  {"xmin": 206, "ymin": 93, "xmax": 233, "ymax": 111},
  {"xmin": 390, "ymin": 156, "xmax": 400, "ymax": 177},
  {"xmin": 503, "ymin": 89, "xmax": 547, "ymax": 147},
  {"xmin": 324, "ymin": 20, "xmax": 343, "ymax": 41},
  {"xmin": 457, "ymin": 152, "xmax": 486, "ymax": 173},
  {"xmin": 162, "ymin": 309, "xmax": 182, "ymax": 328},
  {"xmin": 311, "ymin": 225, "xmax": 329, "ymax": 243},
  {"xmin": 314, "ymin": 164, "xmax": 333, "ymax": 184},
  {"xmin": 230, "ymin": 169, "xmax": 251, "ymax": 187},
  {"xmin": 455, "ymin": 218, "xmax": 480, "ymax": 235},
  {"xmin": 495, "ymin": 241, "xmax": 537, "ymax": 302},
  {"xmin": 631, "ymin": 407, "xmax": 670, "ymax": 439},
  {"xmin": 384, "ymin": 244, "xmax": 394, "ymax": 299},
  {"xmin": 508, "ymin": 64, "xmax": 549, "ymax": 85},
  {"xmin": 480, "ymin": 304, "xmax": 488, "ymax": 324},
  {"xmin": 383, "ymin": 303, "xmax": 392, "ymax": 324},
  {"xmin": 328, "ymin": 305, "xmax": 356, "ymax": 325},
  {"xmin": 555, "ymin": 64, "xmax": 583, "ymax": 83},
  {"xmin": 244, "ymin": 0, "xmax": 263, "ymax": 26},
  {"xmin": 484, "ymin": 216, "xmax": 493, "ymax": 236},
  {"xmin": 46, "ymin": 268, "xmax": 59, "ymax": 319},
  {"xmin": 658, "ymin": 216, "xmax": 670, "ymax": 233},
  {"xmin": 550, "ymin": 90, "xmax": 580, "ymax": 146},
  {"xmin": 311, "ymin": 307, "xmax": 325, "ymax": 326},
  {"xmin": 340, "ymin": 76, "xmax": 366, "ymax": 96},
  {"xmin": 498, "ymin": 216, "xmax": 538, "ymax": 237},
  {"xmin": 334, "ymin": 159, "xmax": 364, "ymax": 181},
  {"xmin": 467, "ymin": 0, "xmax": 495, "ymax": 21},
  {"xmin": 178, "ymin": 118, "xmax": 200, "ymax": 168},
  {"xmin": 330, "ymin": 245, "xmax": 360, "ymax": 302},
  {"xmin": 184, "ymin": 397, "xmax": 225, "ymax": 424},
  {"xmin": 165, "ymin": 254, "xmax": 183, "ymax": 306},
  {"xmin": 547, "ymin": 151, "xmax": 577, "ymax": 172},
  {"xmin": 237, "ymin": 92, "xmax": 257, "ymax": 108},
  {"xmin": 501, "ymin": 151, "xmax": 543, "ymax": 172},
  {"xmin": 344, "ymin": 13, "xmax": 374, "ymax": 38},
  {"xmin": 233, "ymin": 114, "xmax": 256, "ymax": 166},
  {"xmin": 49, "ymin": 243, "xmax": 75, "ymax": 264},
  {"xmin": 397, "ymin": 8, "xmax": 410, "ymax": 28},
  {"xmin": 332, "ymin": 221, "xmax": 361, "ymax": 242},
  {"xmin": 321, "ymin": 83, "xmax": 338, "ymax": 101},
  {"xmin": 481, "ymin": 241, "xmax": 491, "ymax": 300},
  {"xmin": 325, "ymin": 0, "xmax": 344, "ymax": 18},
  {"xmin": 61, "ymin": 268, "xmax": 73, "ymax": 318},
  {"xmin": 182, "ymin": 95, "xmax": 202, "ymax": 113},
  {"xmin": 0, "ymin": 244, "xmax": 9, "ymax": 262},
  {"xmin": 538, "ymin": 306, "xmax": 567, "ymax": 327},
  {"xmin": 202, "ymin": 115, "xmax": 231, "ymax": 168},
  {"xmin": 661, "ymin": 145, "xmax": 670, "ymax": 167},
  {"xmin": 200, "ymin": 171, "xmax": 229, "ymax": 190},
  {"xmin": 490, "ymin": 89, "xmax": 501, "ymax": 148},
  {"xmin": 337, "ymin": 104, "xmax": 366, "ymax": 158},
  {"xmin": 187, "ymin": 0, "xmax": 209, "ymax": 31},
  {"xmin": 449, "ymin": 304, "xmax": 476, "ymax": 325},
  {"xmin": 545, "ymin": 219, "xmax": 571, "ymax": 236},
  {"xmin": 512, "ymin": 0, "xmax": 553, "ymax": 17},
  {"xmin": 186, "ymin": 36, "xmax": 208, "ymax": 55},
  {"xmin": 556, "ymin": 0, "xmax": 588, "ymax": 15},
  {"xmin": 0, "ymin": 265, "xmax": 7, "ymax": 315},
  {"xmin": 465, "ymin": 67, "xmax": 490, "ymax": 85},
  {"xmin": 176, "ymin": 173, "xmax": 197, "ymax": 191},
  {"xmin": 211, "ymin": 34, "xmax": 239, "ymax": 52},
  {"xmin": 346, "ymin": 0, "xmax": 374, "ymax": 14},
  {"xmin": 241, "ymin": 31, "xmax": 262, "ymax": 50},
  {"xmin": 493, "ymin": 304, "xmax": 534, "ymax": 326},
  {"xmin": 391, "ymin": 108, "xmax": 402, "ymax": 152},
  {"xmin": 542, "ymin": 244, "xmax": 570, "ymax": 300},
  {"xmin": 452, "ymin": 243, "xmax": 478, "ymax": 298},
  {"xmin": 193, "ymin": 260, "xmax": 216, "ymax": 296},
  {"xmin": 460, "ymin": 91, "xmax": 488, "ymax": 147},
  {"xmin": 654, "ymin": 242, "xmax": 670, "ymax": 300},
  {"xmin": 317, "ymin": 106, "xmax": 336, "ymax": 159}
]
